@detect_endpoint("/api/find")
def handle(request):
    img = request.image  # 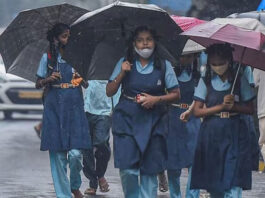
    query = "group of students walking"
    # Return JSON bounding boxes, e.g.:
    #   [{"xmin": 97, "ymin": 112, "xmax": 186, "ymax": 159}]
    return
[{"xmin": 36, "ymin": 22, "xmax": 257, "ymax": 198}]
